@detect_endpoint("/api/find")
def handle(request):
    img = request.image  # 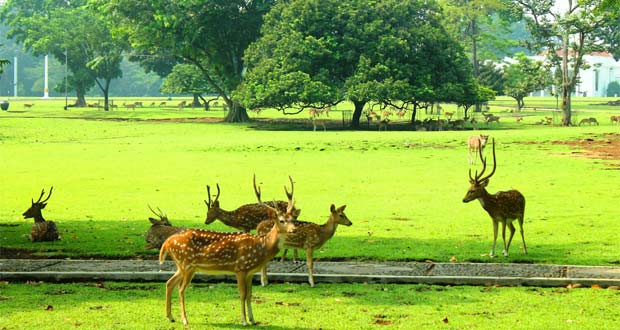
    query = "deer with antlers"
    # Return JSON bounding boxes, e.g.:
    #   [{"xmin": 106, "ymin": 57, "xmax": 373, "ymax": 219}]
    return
[
  {"xmin": 257, "ymin": 204, "xmax": 352, "ymax": 287},
  {"xmin": 467, "ymin": 134, "xmax": 489, "ymax": 165},
  {"xmin": 160, "ymin": 190, "xmax": 296, "ymax": 326},
  {"xmin": 463, "ymin": 139, "xmax": 527, "ymax": 258},
  {"xmin": 144, "ymin": 206, "xmax": 185, "ymax": 249},
  {"xmin": 23, "ymin": 187, "xmax": 60, "ymax": 242},
  {"xmin": 204, "ymin": 176, "xmax": 300, "ymax": 232}
]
